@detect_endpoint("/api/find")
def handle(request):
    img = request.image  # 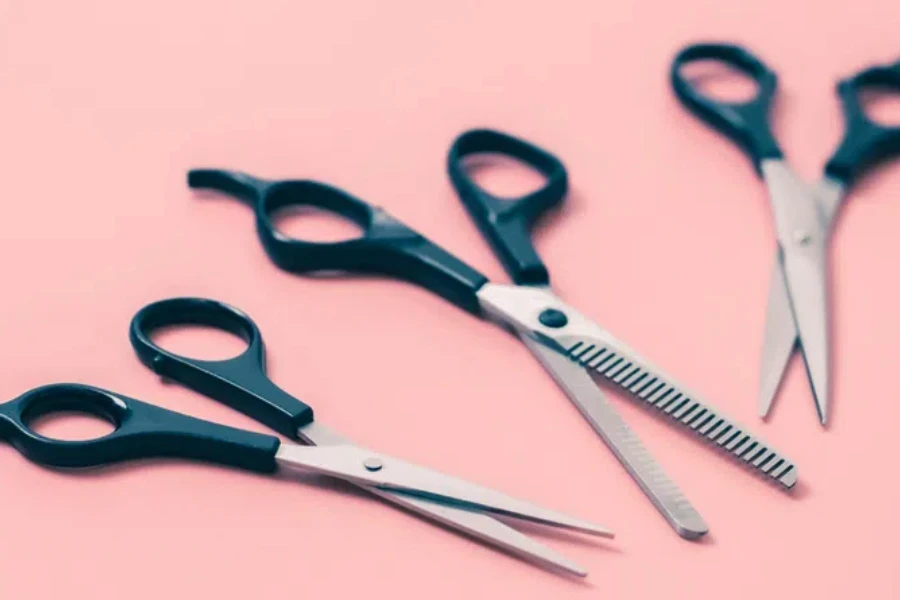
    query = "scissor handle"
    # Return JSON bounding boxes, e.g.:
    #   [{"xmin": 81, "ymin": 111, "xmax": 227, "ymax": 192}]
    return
[
  {"xmin": 0, "ymin": 383, "xmax": 280, "ymax": 472},
  {"xmin": 825, "ymin": 58, "xmax": 900, "ymax": 185},
  {"xmin": 447, "ymin": 129, "xmax": 568, "ymax": 286},
  {"xmin": 188, "ymin": 170, "xmax": 489, "ymax": 314},
  {"xmin": 130, "ymin": 297, "xmax": 313, "ymax": 438},
  {"xmin": 670, "ymin": 42, "xmax": 783, "ymax": 174}
]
